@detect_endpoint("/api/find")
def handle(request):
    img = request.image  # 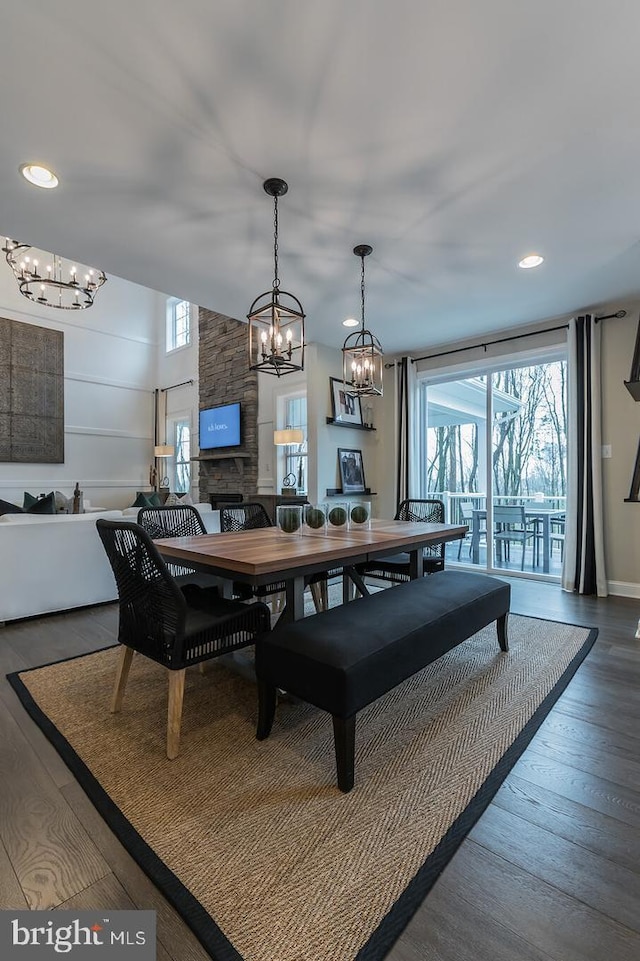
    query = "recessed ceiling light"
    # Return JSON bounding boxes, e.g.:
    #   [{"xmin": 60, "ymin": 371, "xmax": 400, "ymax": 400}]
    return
[
  {"xmin": 342, "ymin": 317, "xmax": 359, "ymax": 327},
  {"xmin": 518, "ymin": 254, "xmax": 544, "ymax": 269},
  {"xmin": 19, "ymin": 163, "xmax": 59, "ymax": 189}
]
